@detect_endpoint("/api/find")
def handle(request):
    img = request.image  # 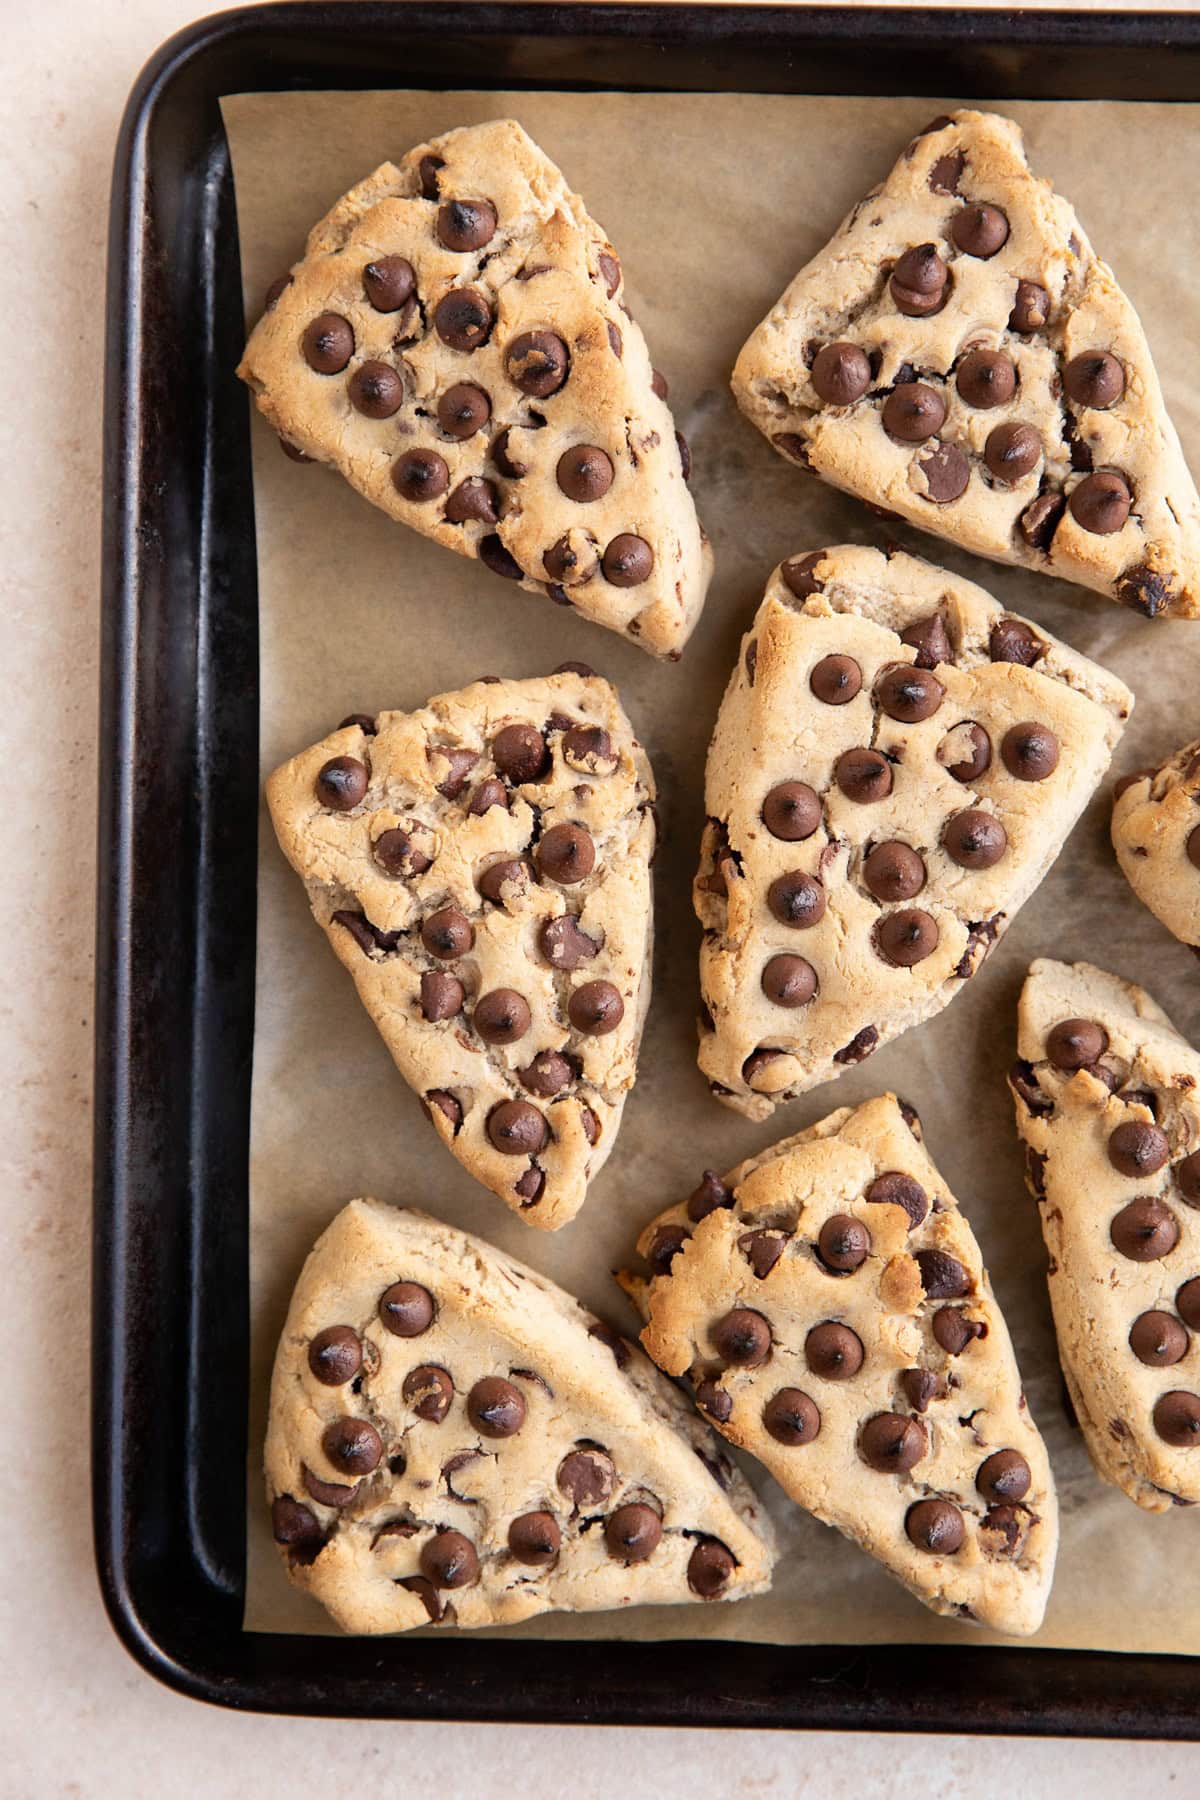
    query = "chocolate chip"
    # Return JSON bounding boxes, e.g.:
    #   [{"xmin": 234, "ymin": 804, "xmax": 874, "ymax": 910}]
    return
[
  {"xmin": 1001, "ymin": 722, "xmax": 1059, "ymax": 781},
  {"xmin": 399, "ymin": 1364, "xmax": 454, "ymax": 1423},
  {"xmin": 687, "ymin": 1170, "xmax": 732, "ymax": 1223},
  {"xmin": 984, "ymin": 423, "xmax": 1041, "ymax": 485},
  {"xmin": 1174, "ymin": 1150, "xmax": 1200, "ymax": 1208},
  {"xmin": 425, "ymin": 1089, "xmax": 463, "ymax": 1132},
  {"xmin": 807, "ymin": 653, "xmax": 862, "ymax": 708},
  {"xmin": 598, "ymin": 251, "xmax": 622, "ymax": 296},
  {"xmin": 687, "ymin": 1539, "xmax": 736, "ymax": 1598},
  {"xmin": 767, "ymin": 871, "xmax": 826, "ymax": 929},
  {"xmin": 906, "ymin": 1498, "xmax": 964, "ymax": 1553},
  {"xmin": 557, "ymin": 1445, "xmax": 616, "ymax": 1508},
  {"xmin": 421, "ymin": 1529, "xmax": 480, "ymax": 1589},
  {"xmin": 987, "ymin": 622, "xmax": 1043, "ymax": 676},
  {"xmin": 900, "ymin": 612, "xmax": 952, "ymax": 669},
  {"xmin": 331, "ymin": 911, "xmax": 398, "ymax": 957},
  {"xmin": 836, "ymin": 747, "xmax": 892, "ymax": 804},
  {"xmin": 492, "ymin": 723, "xmax": 549, "ymax": 783},
  {"xmin": 515, "ymin": 1166, "xmax": 546, "ymax": 1204},
  {"xmin": 900, "ymin": 1369, "xmax": 946, "ymax": 1413},
  {"xmin": 559, "ymin": 727, "xmax": 614, "ymax": 779},
  {"xmin": 373, "ymin": 828, "xmax": 431, "ymax": 878},
  {"xmin": 486, "ymin": 1100, "xmax": 548, "ymax": 1157},
  {"xmin": 812, "ymin": 342, "xmax": 871, "ymax": 406},
  {"xmin": 535, "ymin": 822, "xmax": 594, "ymax": 884},
  {"xmin": 875, "ymin": 908, "xmax": 939, "ymax": 967},
  {"xmin": 271, "ymin": 1496, "xmax": 324, "ymax": 1556},
  {"xmin": 349, "ymin": 360, "xmax": 405, "ymax": 419},
  {"xmin": 473, "ymin": 988, "xmax": 531, "ymax": 1045},
  {"xmin": 602, "ymin": 534, "xmax": 654, "ymax": 586},
  {"xmin": 712, "ymin": 1308, "xmax": 772, "ymax": 1368},
  {"xmin": 503, "ymin": 1510, "xmax": 560, "ymax": 1567},
  {"xmin": 538, "ymin": 915, "xmax": 601, "ymax": 973},
  {"xmin": 506, "ymin": 330, "xmax": 569, "ymax": 397},
  {"xmin": 1069, "ymin": 470, "xmax": 1132, "ymax": 535},
  {"xmin": 929, "ymin": 149, "xmax": 964, "ymax": 194},
  {"xmin": 364, "ymin": 255, "xmax": 416, "ymax": 312},
  {"xmin": 866, "ymin": 1171, "xmax": 929, "ymax": 1228},
  {"xmin": 883, "ymin": 382, "xmax": 946, "ymax": 442},
  {"xmin": 916, "ymin": 1249, "xmax": 972, "ymax": 1298},
  {"xmin": 278, "ymin": 435, "xmax": 313, "ymax": 463},
  {"xmin": 860, "ymin": 1412, "xmax": 927, "ymax": 1473},
  {"xmin": 468, "ymin": 1376, "xmax": 526, "ymax": 1438},
  {"xmin": 434, "ymin": 287, "xmax": 493, "ymax": 351},
  {"xmin": 971, "ymin": 1449, "xmax": 1031, "ymax": 1504},
  {"xmin": 1046, "ymin": 1017, "xmax": 1109, "ymax": 1070},
  {"xmin": 478, "ymin": 858, "xmax": 528, "ymax": 905},
  {"xmin": 932, "ymin": 1306, "xmax": 985, "ymax": 1354},
  {"xmin": 322, "ymin": 1416, "xmax": 382, "ymax": 1476},
  {"xmin": 943, "ymin": 808, "xmax": 1007, "ymax": 870},
  {"xmin": 805, "ymin": 1321, "xmax": 865, "ymax": 1380},
  {"xmin": 1064, "ymin": 351, "xmax": 1124, "ymax": 410},
  {"xmin": 863, "ymin": 841, "xmax": 926, "ymax": 903},
  {"xmin": 587, "ymin": 1323, "xmax": 630, "ymax": 1370},
  {"xmin": 1130, "ymin": 1310, "xmax": 1189, "ymax": 1368},
  {"xmin": 1116, "ymin": 564, "xmax": 1175, "ymax": 618},
  {"xmin": 264, "ymin": 273, "xmax": 292, "ymax": 312},
  {"xmin": 479, "ymin": 534, "xmax": 523, "ymax": 580},
  {"xmin": 762, "ymin": 781, "xmax": 821, "ymax": 841},
  {"xmin": 890, "ymin": 243, "xmax": 948, "ymax": 315},
  {"xmin": 316, "ymin": 755, "xmax": 368, "ymax": 810},
  {"xmin": 763, "ymin": 1388, "xmax": 821, "ymax": 1445},
  {"xmin": 1108, "ymin": 1120, "xmax": 1169, "ymax": 1179},
  {"xmin": 648, "ymin": 1225, "xmax": 690, "ymax": 1276},
  {"xmin": 605, "ymin": 1503, "xmax": 661, "ymax": 1563},
  {"xmin": 1178, "ymin": 1279, "xmax": 1200, "ymax": 1330},
  {"xmin": 379, "ymin": 1281, "xmax": 435, "ymax": 1337},
  {"xmin": 415, "ymin": 155, "xmax": 444, "ymax": 200},
  {"xmin": 431, "ymin": 382, "xmax": 489, "ymax": 441},
  {"xmin": 569, "ymin": 979, "xmax": 624, "ymax": 1036},
  {"xmin": 877, "ymin": 664, "xmax": 944, "ymax": 722},
  {"xmin": 557, "ymin": 444, "xmax": 614, "ymax": 503},
  {"xmin": 301, "ymin": 312, "xmax": 354, "ymax": 373},
  {"xmin": 437, "ymin": 197, "xmax": 497, "ymax": 252},
  {"xmin": 762, "ymin": 953, "xmax": 818, "ymax": 1008},
  {"xmin": 393, "ymin": 447, "xmax": 450, "ymax": 503},
  {"xmin": 937, "ymin": 723, "xmax": 989, "ymax": 788},
  {"xmin": 420, "ymin": 907, "xmax": 474, "ymax": 959},
  {"xmin": 695, "ymin": 1380, "xmax": 732, "ymax": 1422},
  {"xmin": 430, "ymin": 745, "xmax": 478, "ymax": 798},
  {"xmin": 1009, "ymin": 280, "xmax": 1049, "ymax": 333},
  {"xmin": 308, "ymin": 1326, "xmax": 363, "ymax": 1386},
  {"xmin": 466, "ymin": 777, "xmax": 507, "ymax": 820},
  {"xmin": 1153, "ymin": 1391, "xmax": 1200, "ymax": 1447},
  {"xmin": 1019, "ymin": 491, "xmax": 1065, "ymax": 552},
  {"xmin": 444, "ymin": 477, "xmax": 499, "ymax": 526},
  {"xmin": 818, "ymin": 1213, "xmax": 871, "ymax": 1273},
  {"xmin": 491, "ymin": 427, "xmax": 528, "ymax": 480},
  {"xmin": 952, "ymin": 203, "xmax": 1009, "ymax": 257},
  {"xmin": 956, "ymin": 349, "xmax": 1016, "ymax": 409},
  {"xmin": 919, "ymin": 442, "xmax": 970, "ymax": 504},
  {"xmin": 1187, "ymin": 827, "xmax": 1200, "ymax": 872},
  {"xmin": 781, "ymin": 553, "xmax": 825, "ymax": 599},
  {"xmin": 1111, "ymin": 1197, "xmax": 1179, "ymax": 1261}
]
